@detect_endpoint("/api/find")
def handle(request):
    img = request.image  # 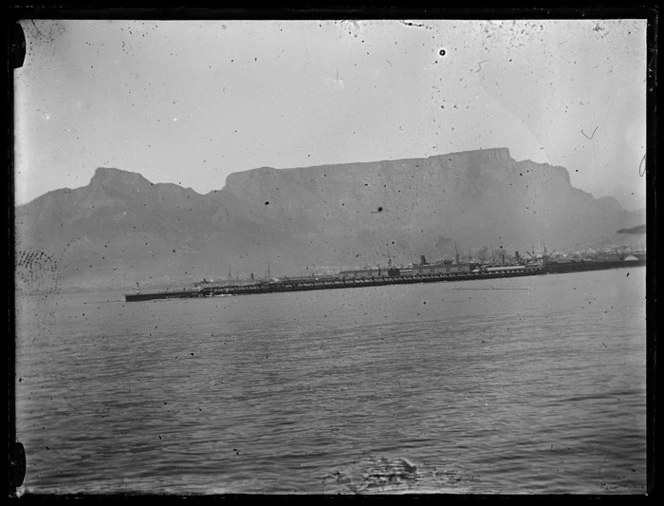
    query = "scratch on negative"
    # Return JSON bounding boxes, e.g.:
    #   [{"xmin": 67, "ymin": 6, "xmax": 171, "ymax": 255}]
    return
[
  {"xmin": 581, "ymin": 127, "xmax": 599, "ymax": 140},
  {"xmin": 473, "ymin": 60, "xmax": 490, "ymax": 73},
  {"xmin": 399, "ymin": 20, "xmax": 432, "ymax": 30}
]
